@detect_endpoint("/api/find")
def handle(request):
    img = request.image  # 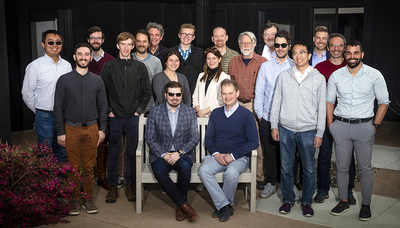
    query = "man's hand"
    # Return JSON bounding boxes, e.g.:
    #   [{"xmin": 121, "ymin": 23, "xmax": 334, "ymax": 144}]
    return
[
  {"xmin": 223, "ymin": 153, "xmax": 234, "ymax": 165},
  {"xmin": 57, "ymin": 135, "xmax": 66, "ymax": 148},
  {"xmin": 214, "ymin": 153, "xmax": 227, "ymax": 166},
  {"xmin": 271, "ymin": 129, "xmax": 280, "ymax": 141},
  {"xmin": 134, "ymin": 112, "xmax": 139, "ymax": 116},
  {"xmin": 108, "ymin": 112, "xmax": 115, "ymax": 117},
  {"xmin": 314, "ymin": 136, "xmax": 322, "ymax": 148},
  {"xmin": 167, "ymin": 152, "xmax": 180, "ymax": 165},
  {"xmin": 97, "ymin": 131, "xmax": 105, "ymax": 147},
  {"xmin": 196, "ymin": 109, "xmax": 209, "ymax": 117}
]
